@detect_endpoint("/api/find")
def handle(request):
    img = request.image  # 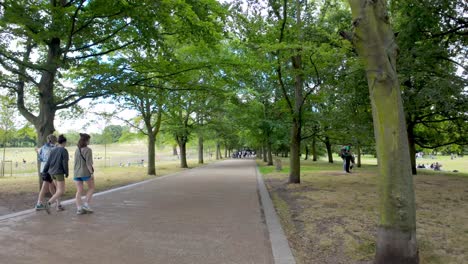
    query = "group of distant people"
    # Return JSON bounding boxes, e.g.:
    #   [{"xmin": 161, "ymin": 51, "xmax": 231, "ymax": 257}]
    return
[
  {"xmin": 417, "ymin": 162, "xmax": 443, "ymax": 171},
  {"xmin": 35, "ymin": 133, "xmax": 95, "ymax": 215},
  {"xmin": 233, "ymin": 150, "xmax": 256, "ymax": 159}
]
